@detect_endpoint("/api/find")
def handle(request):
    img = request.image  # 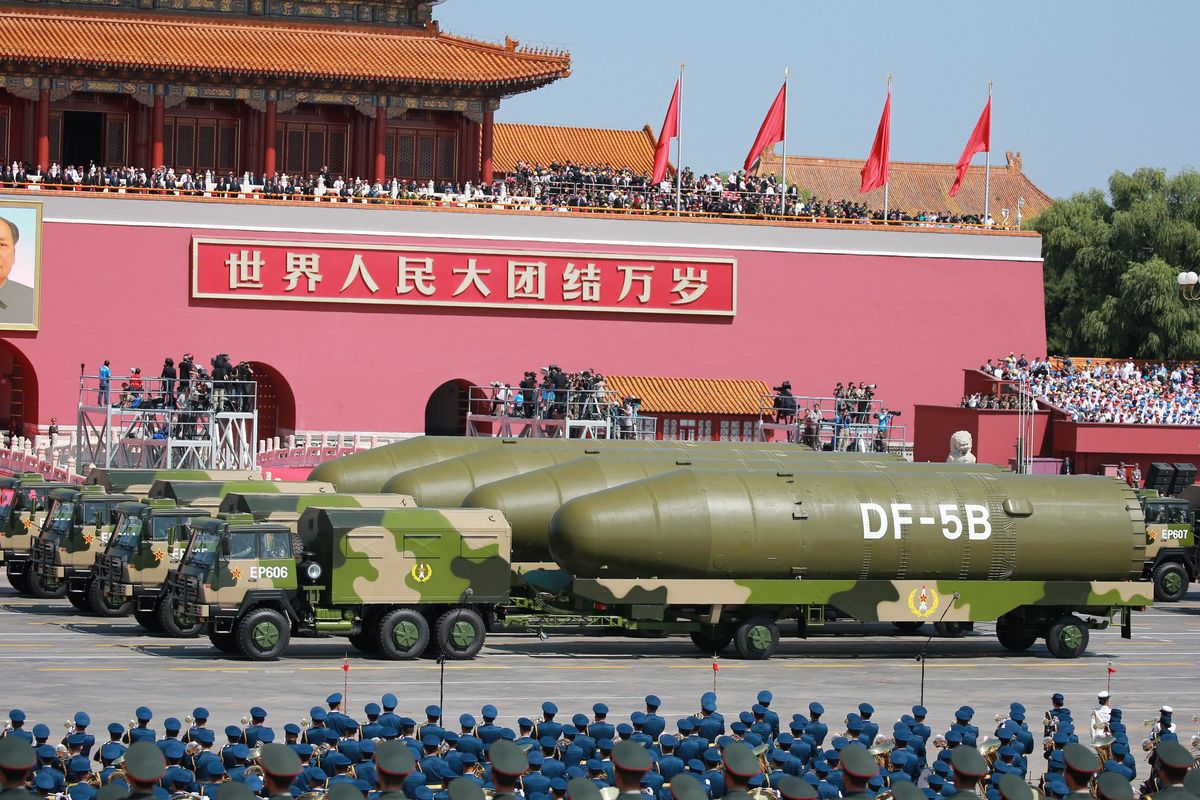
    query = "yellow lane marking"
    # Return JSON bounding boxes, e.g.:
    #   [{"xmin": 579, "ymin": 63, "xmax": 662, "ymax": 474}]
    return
[
  {"xmin": 669, "ymin": 664, "xmax": 747, "ymax": 669},
  {"xmin": 548, "ymin": 665, "xmax": 631, "ymax": 670},
  {"xmin": 299, "ymin": 666, "xmax": 387, "ymax": 671},
  {"xmin": 168, "ymin": 667, "xmax": 255, "ymax": 672},
  {"xmin": 425, "ymin": 665, "xmax": 511, "ymax": 671},
  {"xmin": 38, "ymin": 667, "xmax": 128, "ymax": 672},
  {"xmin": 1113, "ymin": 661, "xmax": 1191, "ymax": 667},
  {"xmin": 0, "ymin": 643, "xmax": 51, "ymax": 648}
]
